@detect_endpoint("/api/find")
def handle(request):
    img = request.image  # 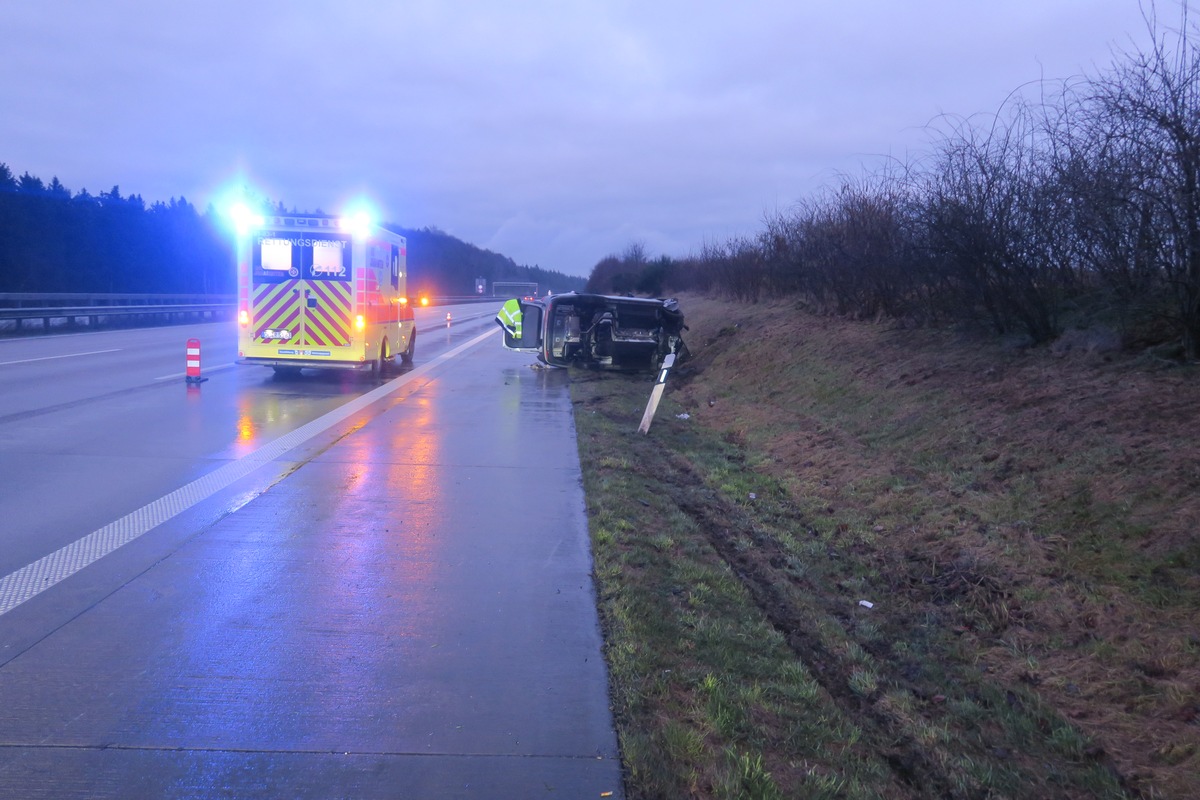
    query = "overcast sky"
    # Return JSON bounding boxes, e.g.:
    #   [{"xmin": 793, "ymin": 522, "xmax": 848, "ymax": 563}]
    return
[{"xmin": 1, "ymin": 1, "xmax": 1171, "ymax": 277}]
